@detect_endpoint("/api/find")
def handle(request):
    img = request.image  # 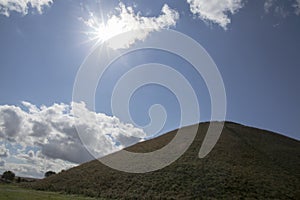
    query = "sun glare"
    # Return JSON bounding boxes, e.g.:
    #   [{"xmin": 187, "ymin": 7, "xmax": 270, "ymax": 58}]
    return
[{"xmin": 84, "ymin": 13, "xmax": 125, "ymax": 44}]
